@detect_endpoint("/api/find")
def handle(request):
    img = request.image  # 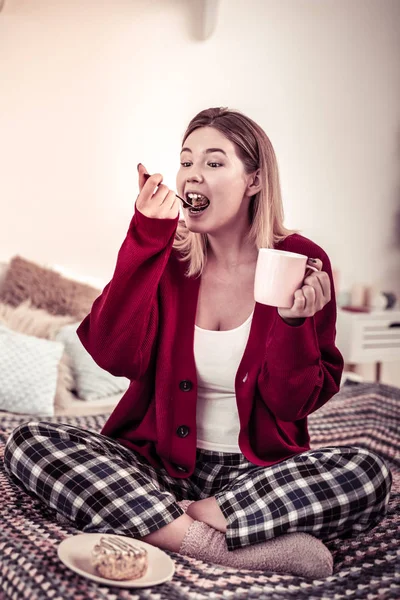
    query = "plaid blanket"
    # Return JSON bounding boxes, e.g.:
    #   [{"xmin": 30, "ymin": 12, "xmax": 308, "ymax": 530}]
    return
[{"xmin": 0, "ymin": 382, "xmax": 399, "ymax": 600}]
